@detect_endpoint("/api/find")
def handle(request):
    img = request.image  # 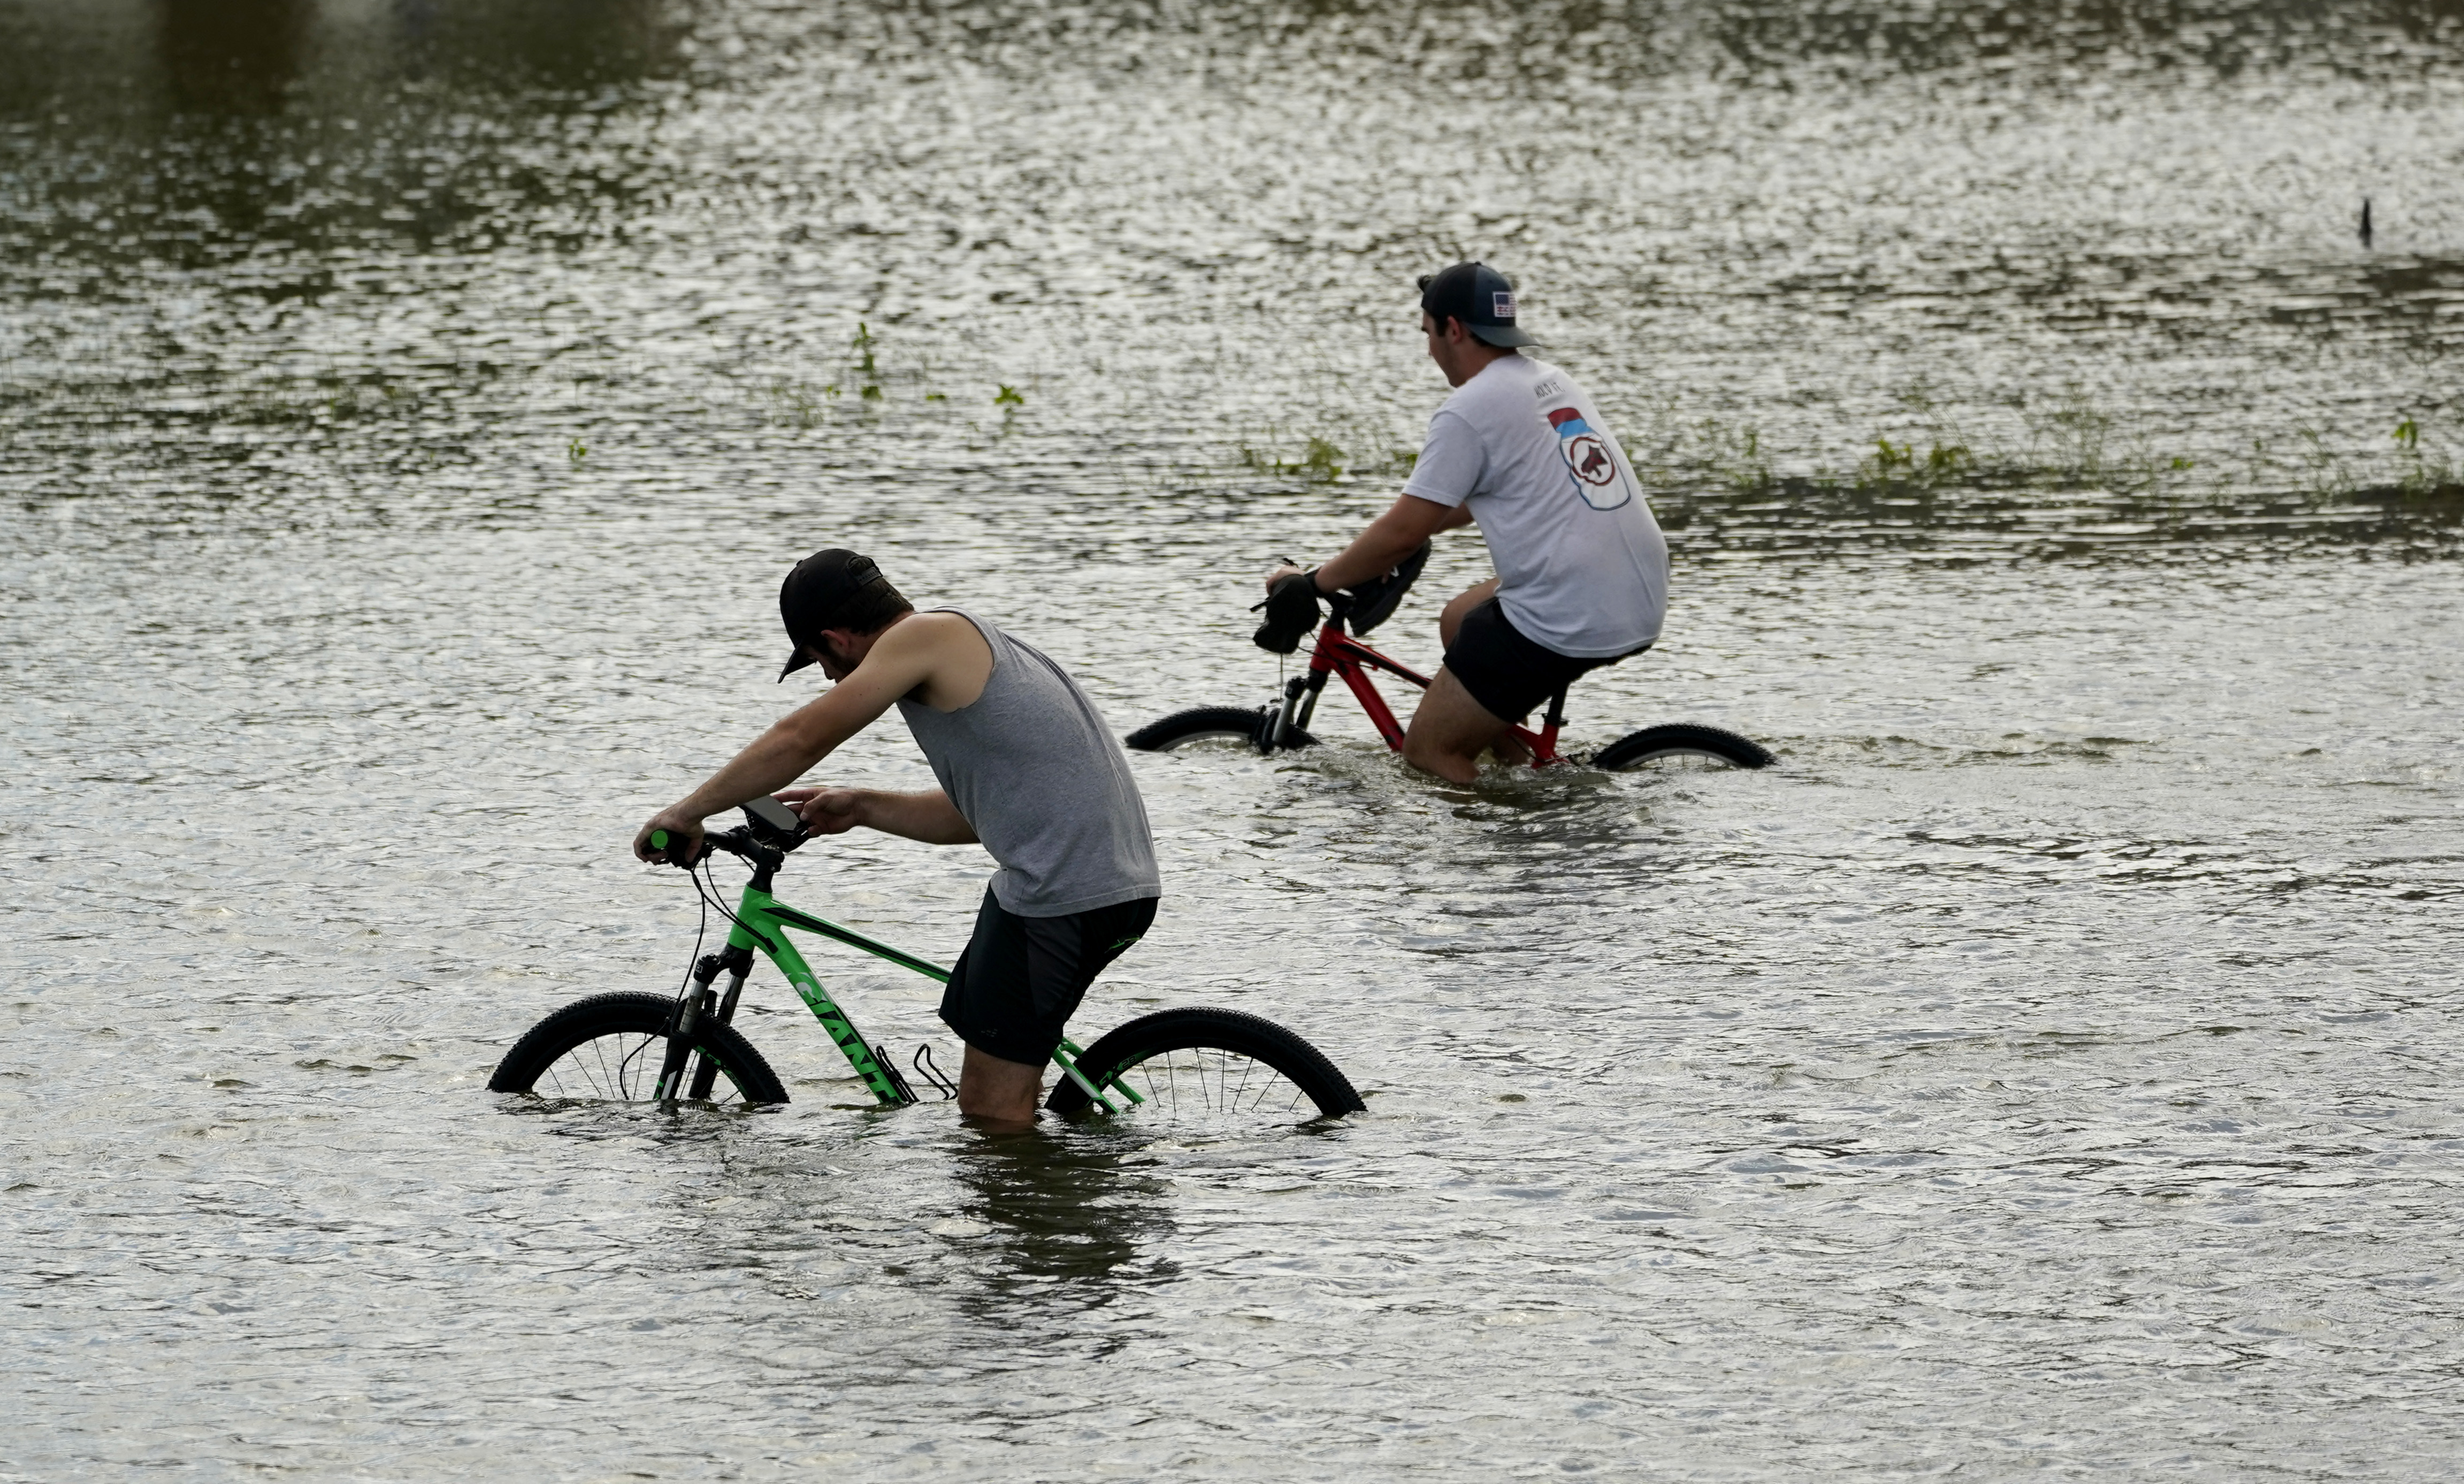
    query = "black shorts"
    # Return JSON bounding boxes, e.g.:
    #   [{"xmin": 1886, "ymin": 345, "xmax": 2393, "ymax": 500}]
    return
[
  {"xmin": 1442, "ymin": 596, "xmax": 1643, "ymax": 723},
  {"xmin": 939, "ymin": 889, "xmax": 1159, "ymax": 1066}
]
